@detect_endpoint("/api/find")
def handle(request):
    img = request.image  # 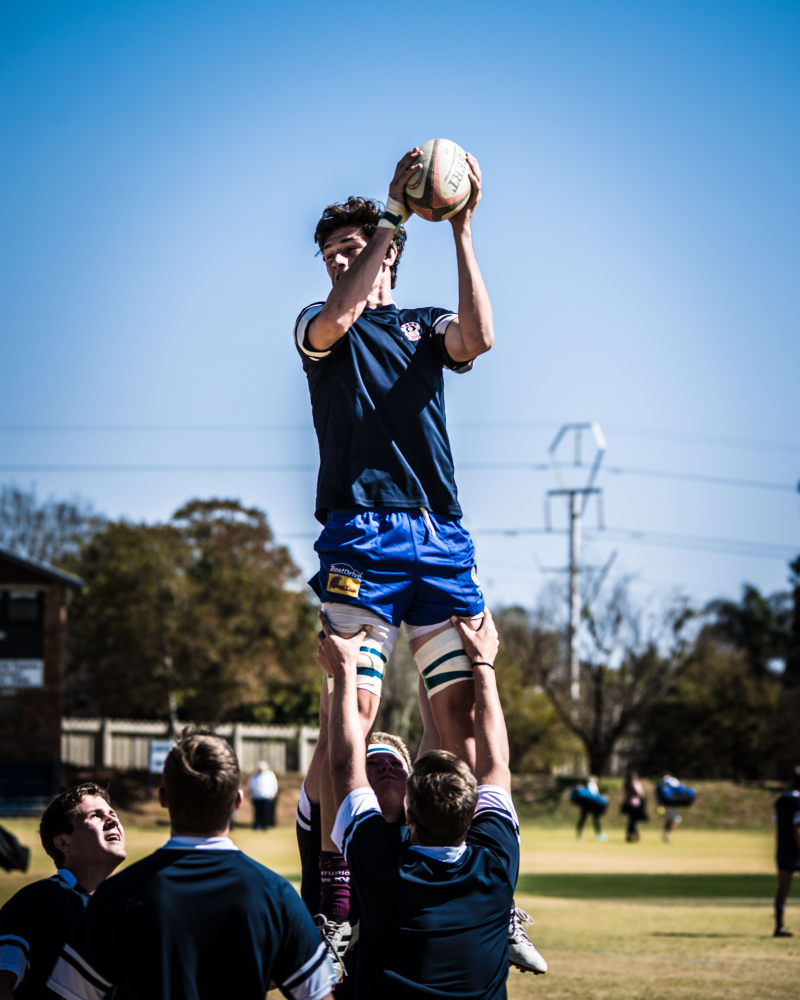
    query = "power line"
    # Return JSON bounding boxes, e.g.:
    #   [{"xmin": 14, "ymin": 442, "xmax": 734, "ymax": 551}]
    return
[
  {"xmin": 281, "ymin": 523, "xmax": 796, "ymax": 562},
  {"xmin": 0, "ymin": 460, "xmax": 794, "ymax": 494},
  {"xmin": 1, "ymin": 421, "xmax": 798, "ymax": 455}
]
